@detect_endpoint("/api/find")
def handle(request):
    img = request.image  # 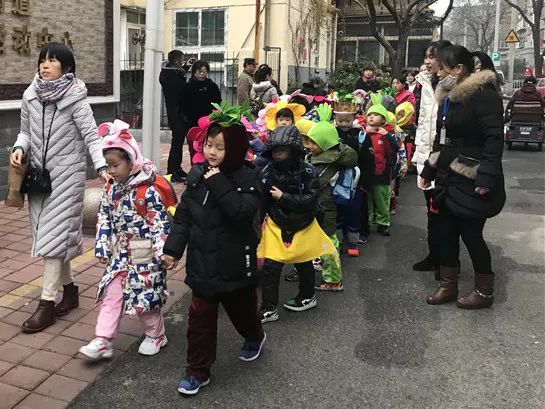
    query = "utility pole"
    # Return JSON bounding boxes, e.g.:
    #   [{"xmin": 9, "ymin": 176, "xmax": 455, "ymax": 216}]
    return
[
  {"xmin": 141, "ymin": 0, "xmax": 164, "ymax": 165},
  {"xmin": 254, "ymin": 0, "xmax": 261, "ymax": 60},
  {"xmin": 493, "ymin": 0, "xmax": 501, "ymax": 52}
]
